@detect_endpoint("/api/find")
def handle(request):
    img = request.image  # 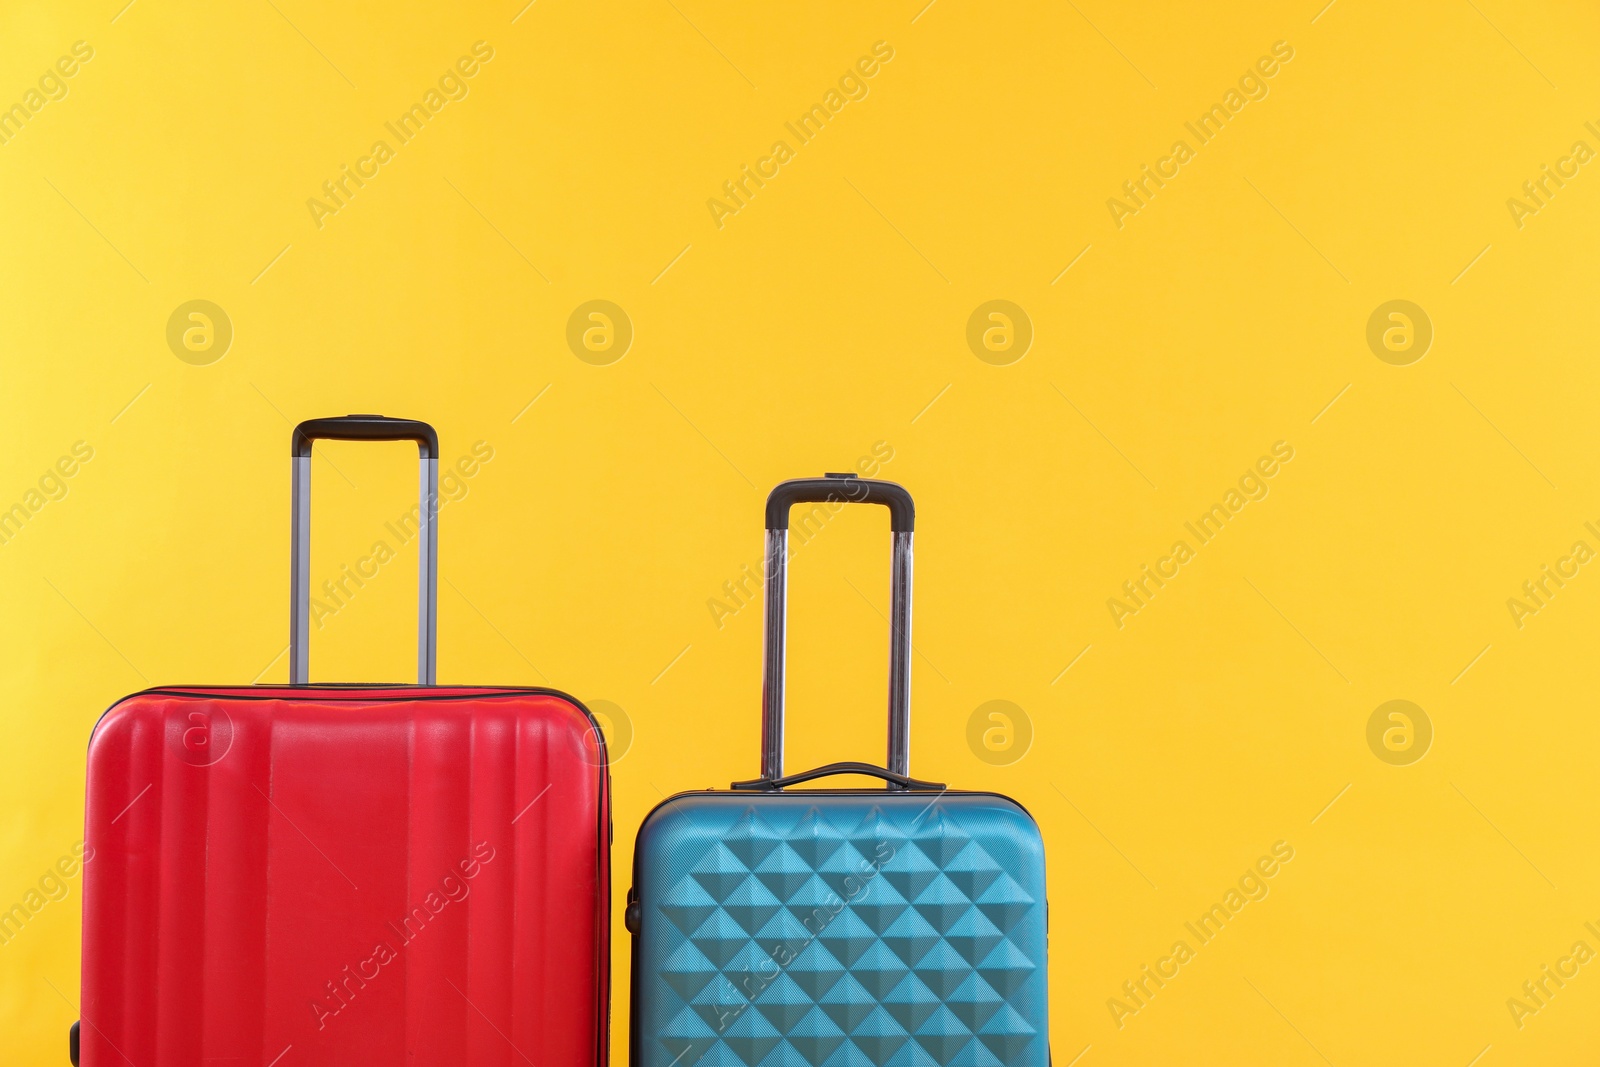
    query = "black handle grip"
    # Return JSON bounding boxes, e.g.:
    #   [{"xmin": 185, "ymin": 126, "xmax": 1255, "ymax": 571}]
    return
[
  {"xmin": 292, "ymin": 414, "xmax": 438, "ymax": 459},
  {"xmin": 732, "ymin": 761, "xmax": 945, "ymax": 792},
  {"xmin": 766, "ymin": 475, "xmax": 914, "ymax": 533}
]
